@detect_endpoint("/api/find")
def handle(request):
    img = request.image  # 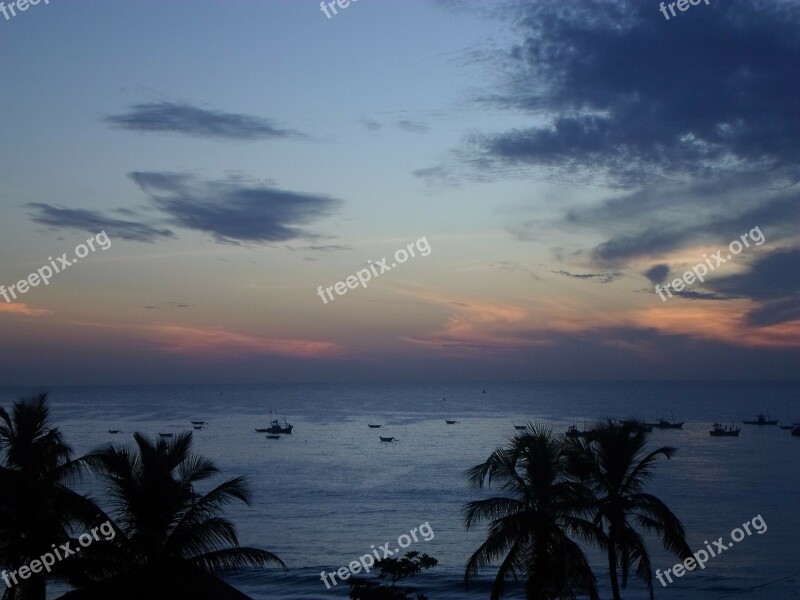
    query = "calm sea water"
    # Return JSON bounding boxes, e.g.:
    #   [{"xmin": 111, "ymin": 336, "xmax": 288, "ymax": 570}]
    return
[{"xmin": 1, "ymin": 382, "xmax": 798, "ymax": 600}]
